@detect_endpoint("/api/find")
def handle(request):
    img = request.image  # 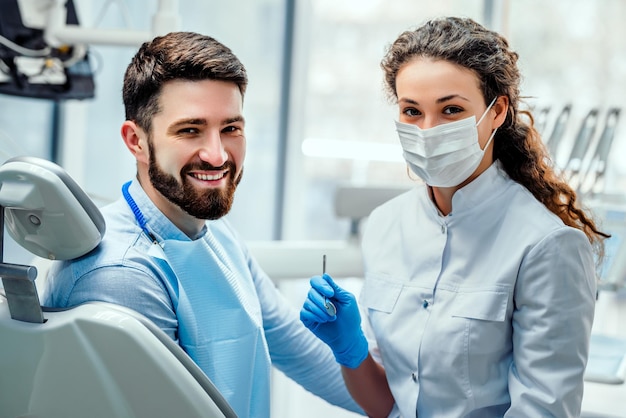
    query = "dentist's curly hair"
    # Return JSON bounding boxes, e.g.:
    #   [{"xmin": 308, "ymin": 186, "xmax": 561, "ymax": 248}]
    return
[
  {"xmin": 381, "ymin": 16, "xmax": 608, "ymax": 258},
  {"xmin": 123, "ymin": 31, "xmax": 247, "ymax": 132}
]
